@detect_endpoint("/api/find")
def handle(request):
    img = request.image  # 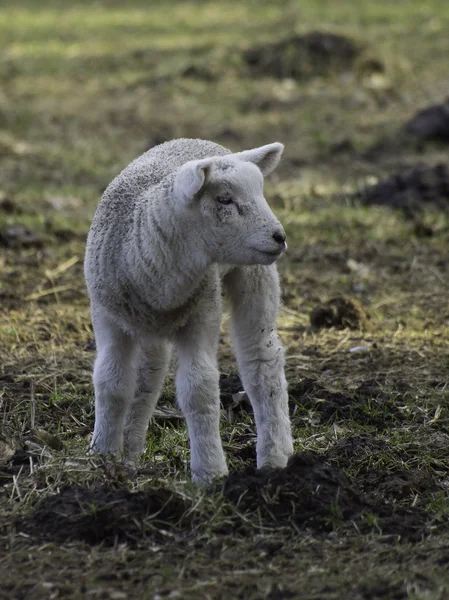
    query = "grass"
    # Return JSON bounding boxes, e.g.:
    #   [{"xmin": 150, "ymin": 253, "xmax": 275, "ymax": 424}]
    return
[{"xmin": 1, "ymin": 0, "xmax": 449, "ymax": 598}]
